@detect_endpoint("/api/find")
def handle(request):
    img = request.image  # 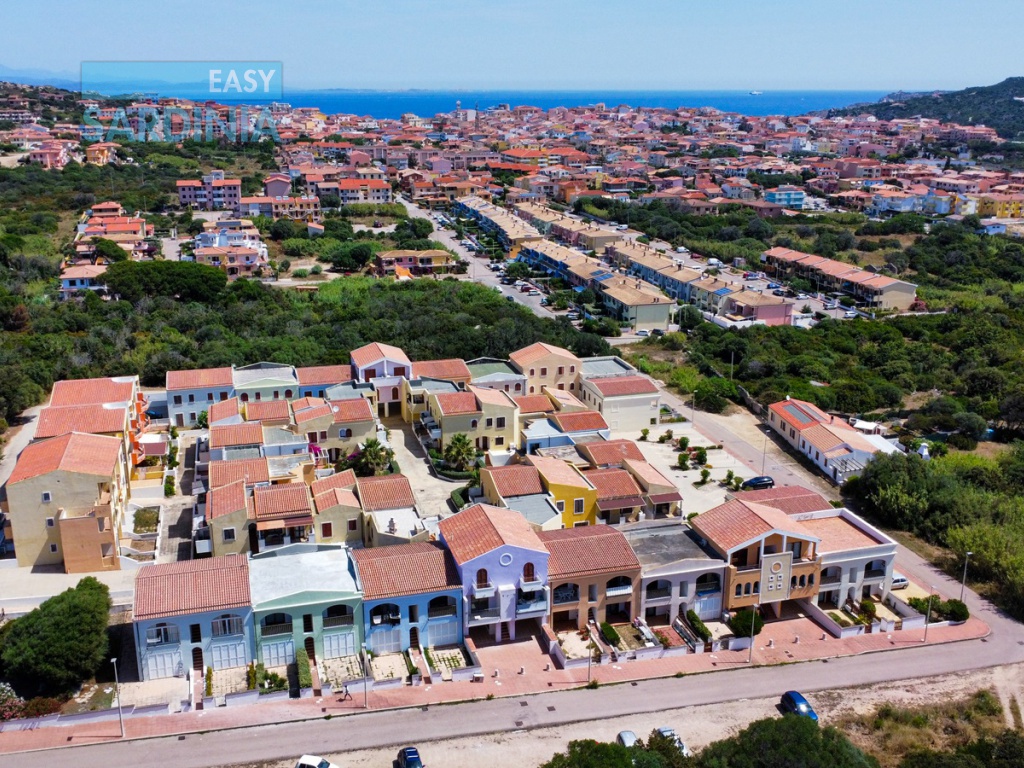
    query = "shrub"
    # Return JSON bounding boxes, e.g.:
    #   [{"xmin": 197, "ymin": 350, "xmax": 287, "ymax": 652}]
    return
[
  {"xmin": 728, "ymin": 608, "xmax": 764, "ymax": 638},
  {"xmin": 943, "ymin": 599, "xmax": 970, "ymax": 623},
  {"xmin": 859, "ymin": 598, "xmax": 877, "ymax": 620},
  {"xmin": 699, "ymin": 468, "xmax": 711, "ymax": 485},
  {"xmin": 21, "ymin": 696, "xmax": 63, "ymax": 718},
  {"xmin": 676, "ymin": 436, "xmax": 690, "ymax": 451},
  {"xmin": 164, "ymin": 476, "xmax": 175, "ymax": 497},
  {"xmin": 731, "ymin": 477, "xmax": 744, "ymax": 491},
  {"xmin": 204, "ymin": 666, "xmax": 213, "ymax": 697},
  {"xmin": 692, "ymin": 446, "xmax": 708, "ymax": 466},
  {"xmin": 292, "ymin": 268, "xmax": 310, "ymax": 278},
  {"xmin": 686, "ymin": 610, "xmax": 712, "ymax": 642},
  {"xmin": 657, "ymin": 429, "xmax": 674, "ymax": 443},
  {"xmin": 639, "ymin": 428, "xmax": 649, "ymax": 441},
  {"xmin": 725, "ymin": 469, "xmax": 735, "ymax": 484},
  {"xmin": 600, "ymin": 622, "xmax": 621, "ymax": 647},
  {"xmin": 246, "ymin": 662, "xmax": 257, "ymax": 690},
  {"xmin": 296, "ymin": 649, "xmax": 313, "ymax": 689},
  {"xmin": 310, "ymin": 264, "xmax": 323, "ymax": 276},
  {"xmin": 829, "ymin": 611, "xmax": 853, "ymax": 628},
  {"xmin": 0, "ymin": 682, "xmax": 25, "ymax": 721},
  {"xmin": 677, "ymin": 453, "xmax": 689, "ymax": 469}
]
